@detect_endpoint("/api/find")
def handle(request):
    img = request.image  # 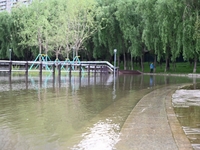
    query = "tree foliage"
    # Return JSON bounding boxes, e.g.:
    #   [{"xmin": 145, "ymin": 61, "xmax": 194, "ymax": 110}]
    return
[{"xmin": 0, "ymin": 0, "xmax": 200, "ymax": 72}]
